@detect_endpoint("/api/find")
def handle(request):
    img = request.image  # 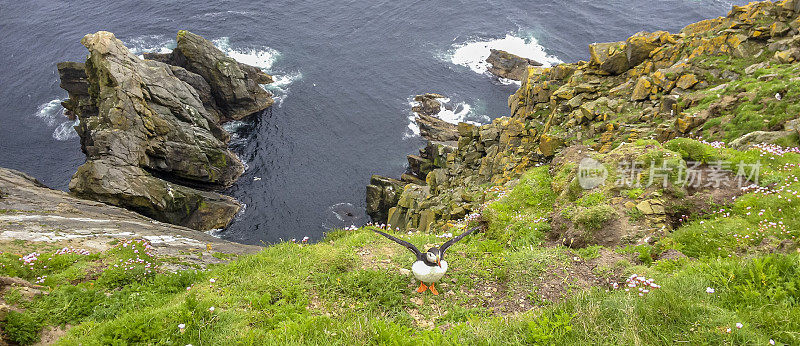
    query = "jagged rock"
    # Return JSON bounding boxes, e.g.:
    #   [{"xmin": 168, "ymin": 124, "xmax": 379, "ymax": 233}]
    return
[
  {"xmin": 589, "ymin": 41, "xmax": 629, "ymax": 75},
  {"xmin": 631, "ymin": 77, "xmax": 654, "ymax": 101},
  {"xmin": 59, "ymin": 31, "xmax": 251, "ymax": 230},
  {"xmin": 626, "ymin": 31, "xmax": 670, "ymax": 67},
  {"xmin": 676, "ymin": 74, "xmax": 699, "ymax": 89},
  {"xmin": 412, "ymin": 94, "xmax": 458, "ymax": 141},
  {"xmin": 486, "ymin": 49, "xmax": 542, "ymax": 81},
  {"xmin": 539, "ymin": 134, "xmax": 565, "ymax": 157},
  {"xmin": 730, "ymin": 131, "xmax": 795, "ymax": 150},
  {"xmin": 173, "ymin": 30, "xmax": 274, "ymax": 121},
  {"xmin": 416, "ymin": 114, "xmax": 459, "ymax": 142},
  {"xmin": 366, "ymin": 175, "xmax": 408, "ymax": 224},
  {"xmin": 412, "ymin": 93, "xmax": 444, "ymax": 116}
]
